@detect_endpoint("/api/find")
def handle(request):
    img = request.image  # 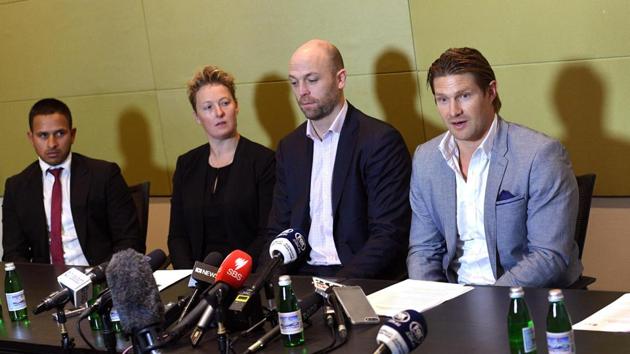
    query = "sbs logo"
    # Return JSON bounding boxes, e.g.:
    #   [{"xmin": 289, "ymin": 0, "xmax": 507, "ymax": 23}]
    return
[{"xmin": 227, "ymin": 268, "xmax": 243, "ymax": 281}]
